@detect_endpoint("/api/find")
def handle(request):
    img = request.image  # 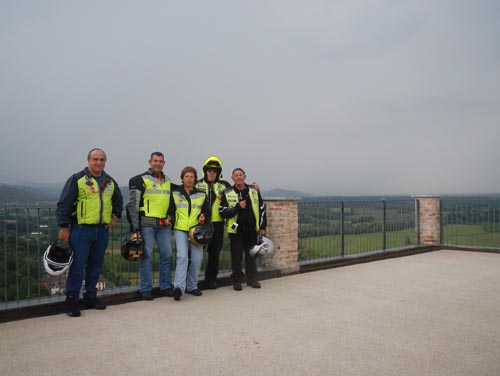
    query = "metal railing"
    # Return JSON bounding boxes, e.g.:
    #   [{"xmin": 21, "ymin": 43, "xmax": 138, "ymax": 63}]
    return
[
  {"xmin": 441, "ymin": 197, "xmax": 500, "ymax": 248},
  {"xmin": 298, "ymin": 199, "xmax": 416, "ymax": 264},
  {"xmin": 0, "ymin": 207, "xmax": 233, "ymax": 310},
  {"xmin": 3, "ymin": 197, "xmax": 500, "ymax": 310}
]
